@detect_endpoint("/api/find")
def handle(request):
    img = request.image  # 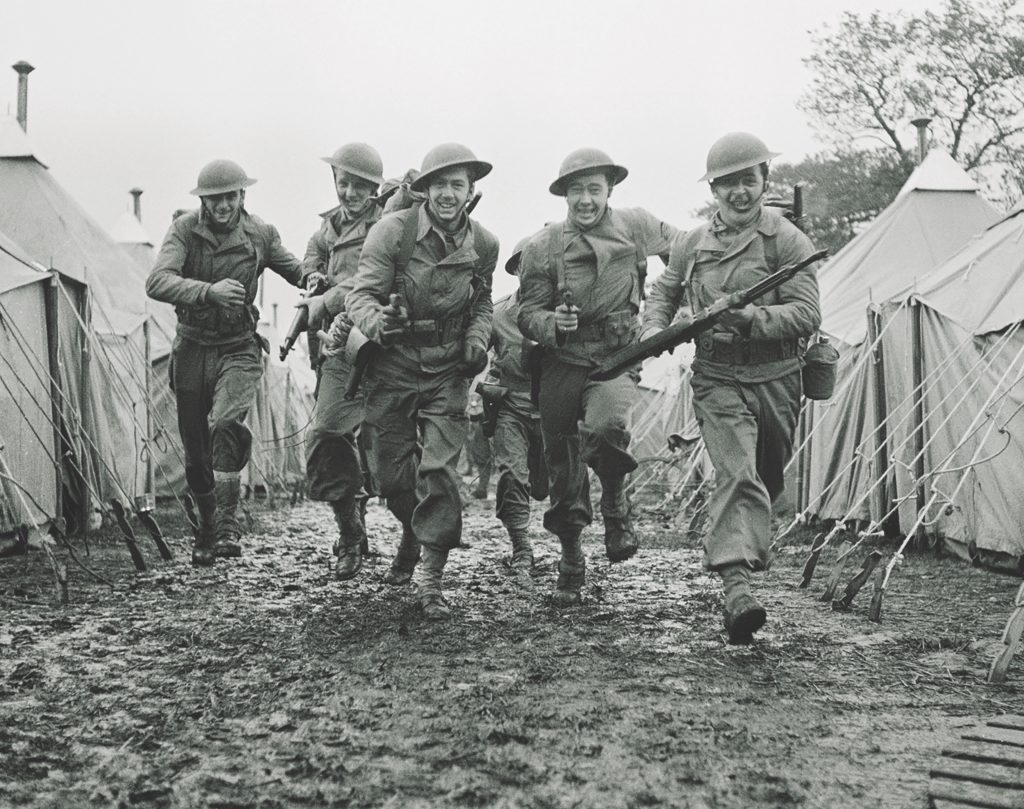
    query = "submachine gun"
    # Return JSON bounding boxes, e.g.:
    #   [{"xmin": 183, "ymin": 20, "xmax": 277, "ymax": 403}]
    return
[{"xmin": 590, "ymin": 249, "xmax": 828, "ymax": 382}]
